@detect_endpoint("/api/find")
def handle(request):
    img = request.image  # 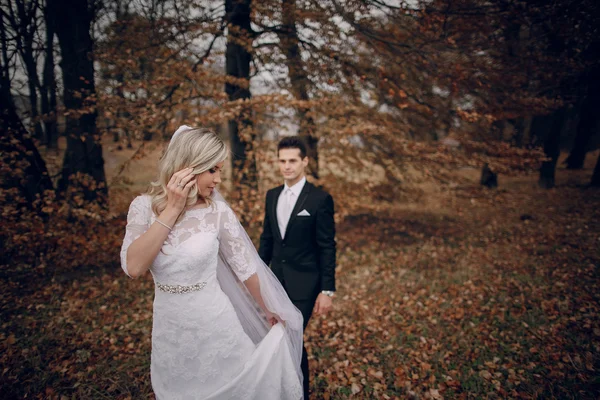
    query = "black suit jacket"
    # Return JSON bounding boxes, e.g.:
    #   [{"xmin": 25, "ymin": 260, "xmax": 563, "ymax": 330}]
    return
[{"xmin": 258, "ymin": 181, "xmax": 336, "ymax": 301}]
